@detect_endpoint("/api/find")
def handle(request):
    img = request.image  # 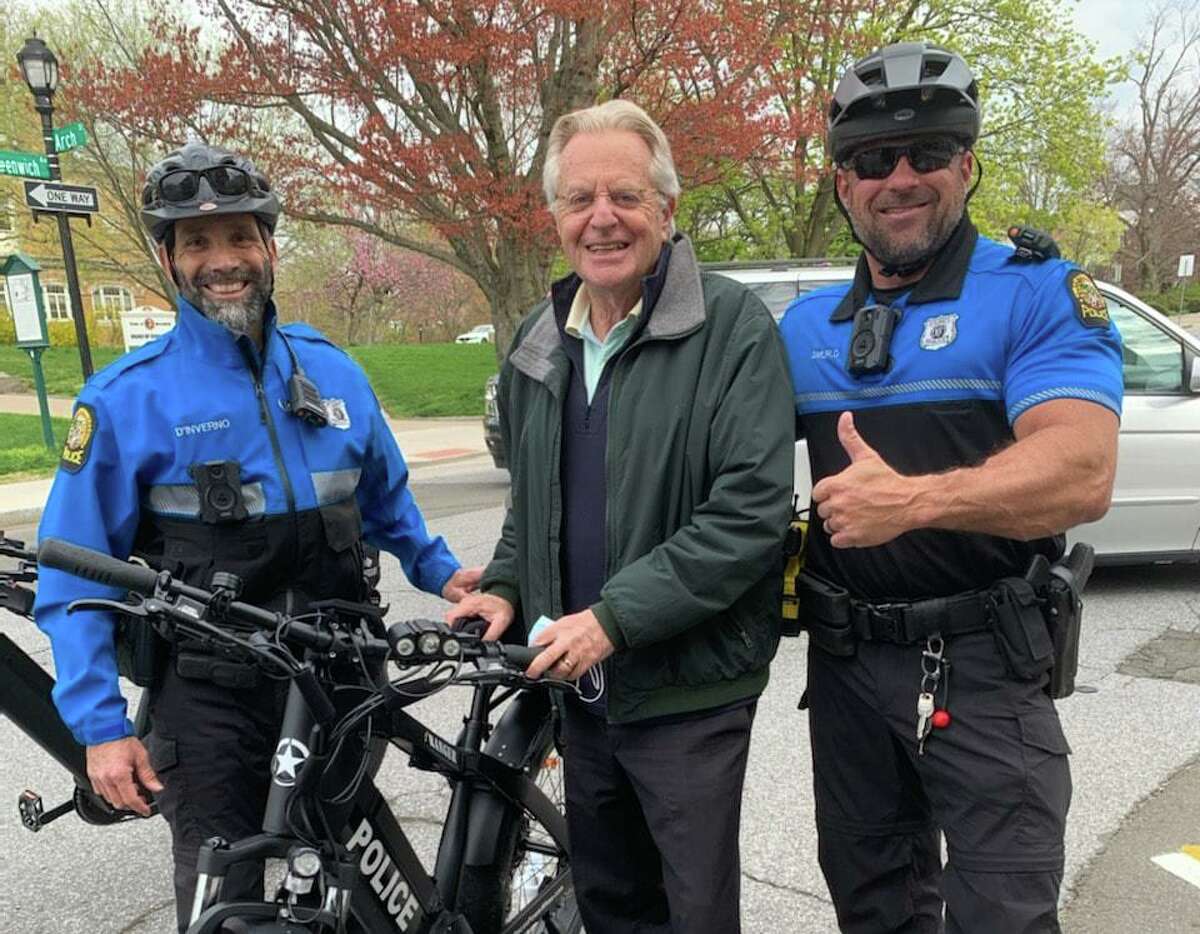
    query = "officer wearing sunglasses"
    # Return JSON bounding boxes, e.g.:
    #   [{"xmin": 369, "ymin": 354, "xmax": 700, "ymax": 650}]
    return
[
  {"xmin": 34, "ymin": 141, "xmax": 482, "ymax": 931},
  {"xmin": 778, "ymin": 42, "xmax": 1123, "ymax": 933}
]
